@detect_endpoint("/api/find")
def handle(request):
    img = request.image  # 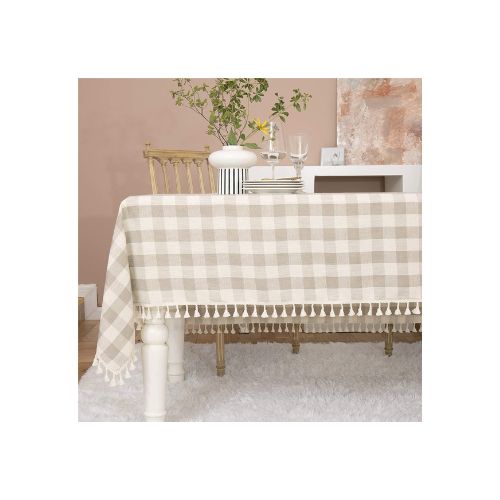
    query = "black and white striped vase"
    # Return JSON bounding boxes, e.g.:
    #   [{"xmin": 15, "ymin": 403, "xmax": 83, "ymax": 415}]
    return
[
  {"xmin": 217, "ymin": 168, "xmax": 249, "ymax": 195},
  {"xmin": 208, "ymin": 145, "xmax": 257, "ymax": 195}
]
